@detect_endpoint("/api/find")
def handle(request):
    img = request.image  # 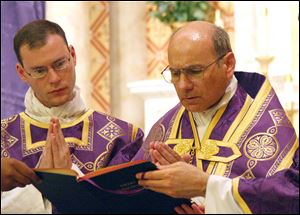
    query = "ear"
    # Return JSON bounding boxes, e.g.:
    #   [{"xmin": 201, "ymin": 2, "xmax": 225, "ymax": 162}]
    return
[
  {"xmin": 16, "ymin": 63, "xmax": 29, "ymax": 84},
  {"xmin": 69, "ymin": 45, "xmax": 76, "ymax": 66},
  {"xmin": 223, "ymin": 52, "xmax": 236, "ymax": 80}
]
